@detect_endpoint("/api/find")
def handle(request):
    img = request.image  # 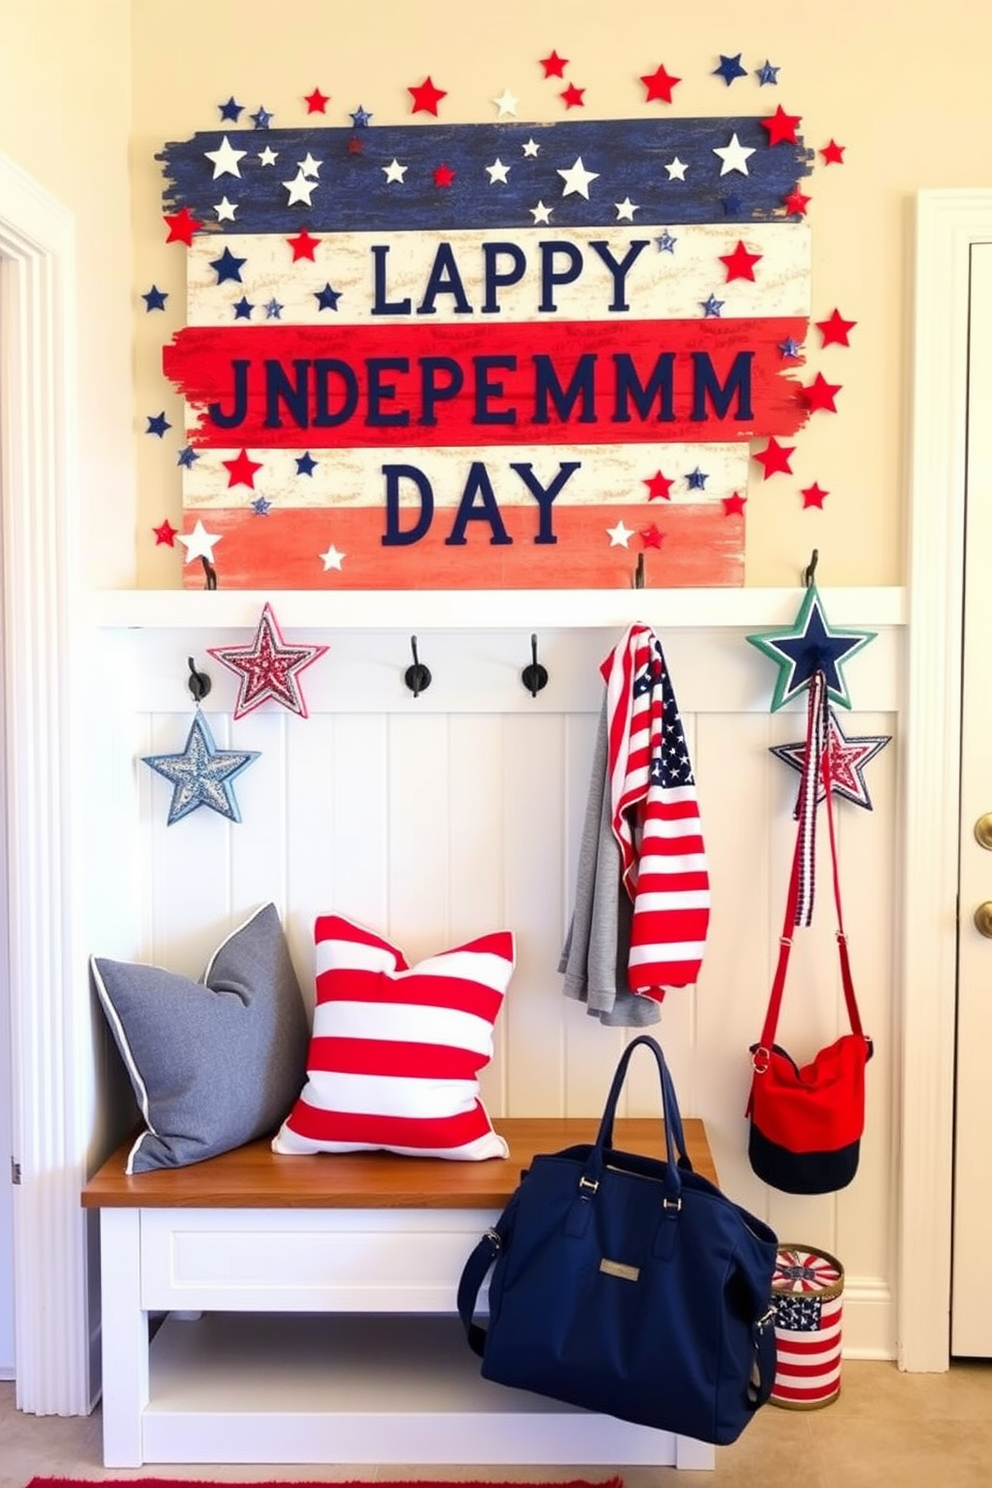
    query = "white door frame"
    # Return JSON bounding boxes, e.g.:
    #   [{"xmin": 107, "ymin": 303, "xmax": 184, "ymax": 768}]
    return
[
  {"xmin": 899, "ymin": 189, "xmax": 992, "ymax": 1370},
  {"xmin": 0, "ymin": 150, "xmax": 90, "ymax": 1412}
]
